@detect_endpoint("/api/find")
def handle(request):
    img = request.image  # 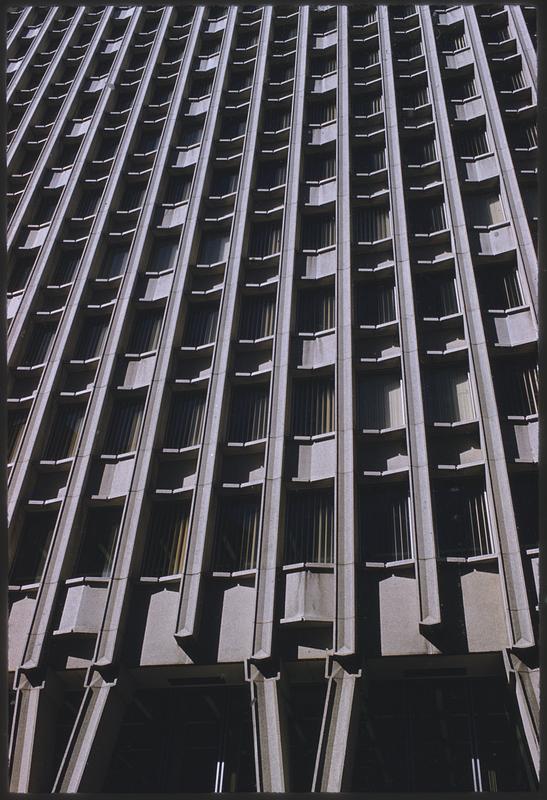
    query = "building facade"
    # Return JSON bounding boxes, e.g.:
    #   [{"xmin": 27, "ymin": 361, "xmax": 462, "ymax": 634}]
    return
[{"xmin": 6, "ymin": 3, "xmax": 539, "ymax": 793}]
